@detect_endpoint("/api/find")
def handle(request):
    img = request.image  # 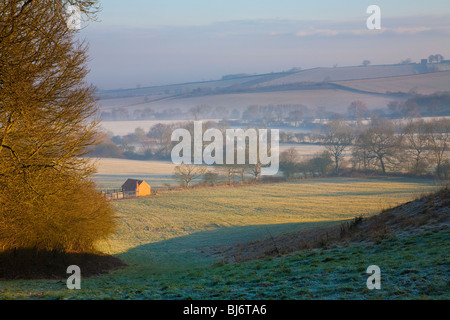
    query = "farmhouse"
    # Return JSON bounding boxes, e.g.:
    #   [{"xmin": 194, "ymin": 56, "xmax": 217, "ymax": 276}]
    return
[{"xmin": 121, "ymin": 179, "xmax": 151, "ymax": 197}]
